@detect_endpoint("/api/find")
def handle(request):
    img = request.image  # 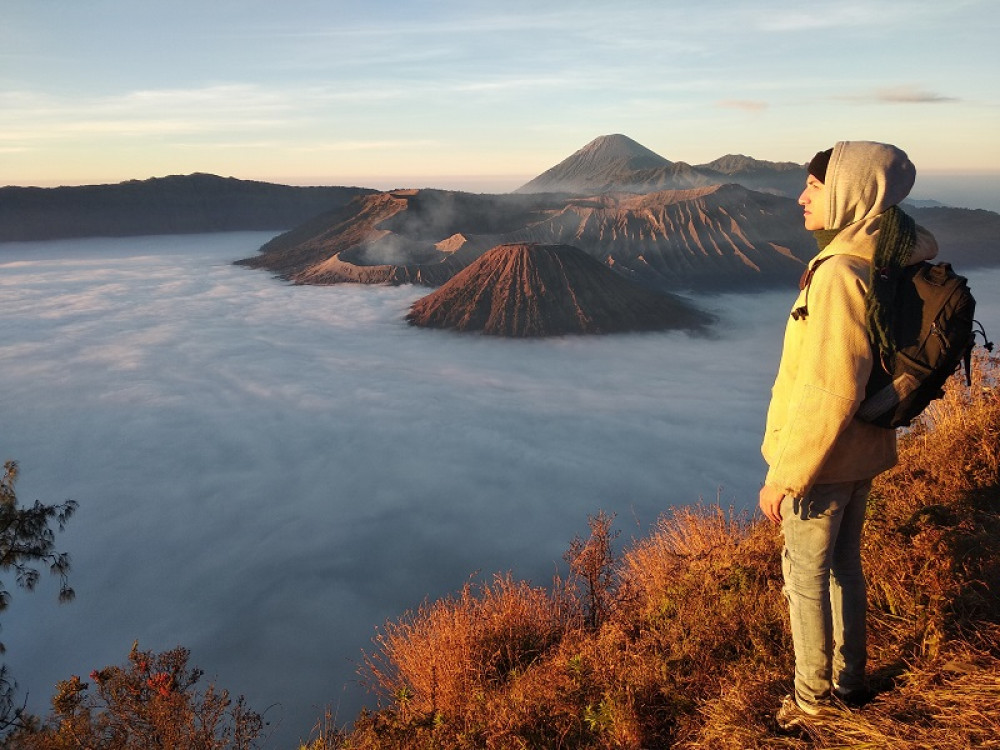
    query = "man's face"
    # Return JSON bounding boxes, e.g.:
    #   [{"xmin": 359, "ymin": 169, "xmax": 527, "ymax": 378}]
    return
[{"xmin": 798, "ymin": 175, "xmax": 828, "ymax": 231}]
